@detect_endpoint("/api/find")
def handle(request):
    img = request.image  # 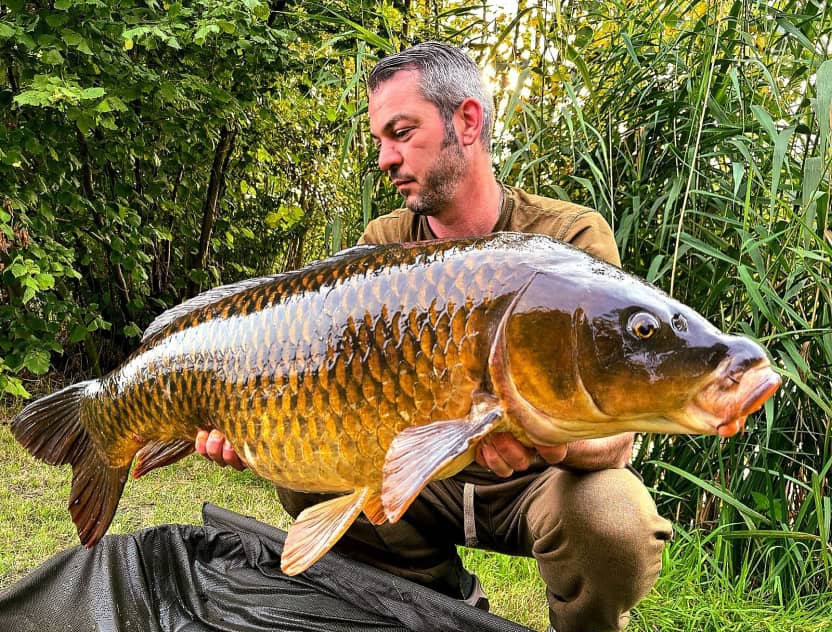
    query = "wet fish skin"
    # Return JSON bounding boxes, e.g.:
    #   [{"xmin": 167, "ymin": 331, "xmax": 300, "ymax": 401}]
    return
[{"xmin": 10, "ymin": 232, "xmax": 781, "ymax": 574}]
